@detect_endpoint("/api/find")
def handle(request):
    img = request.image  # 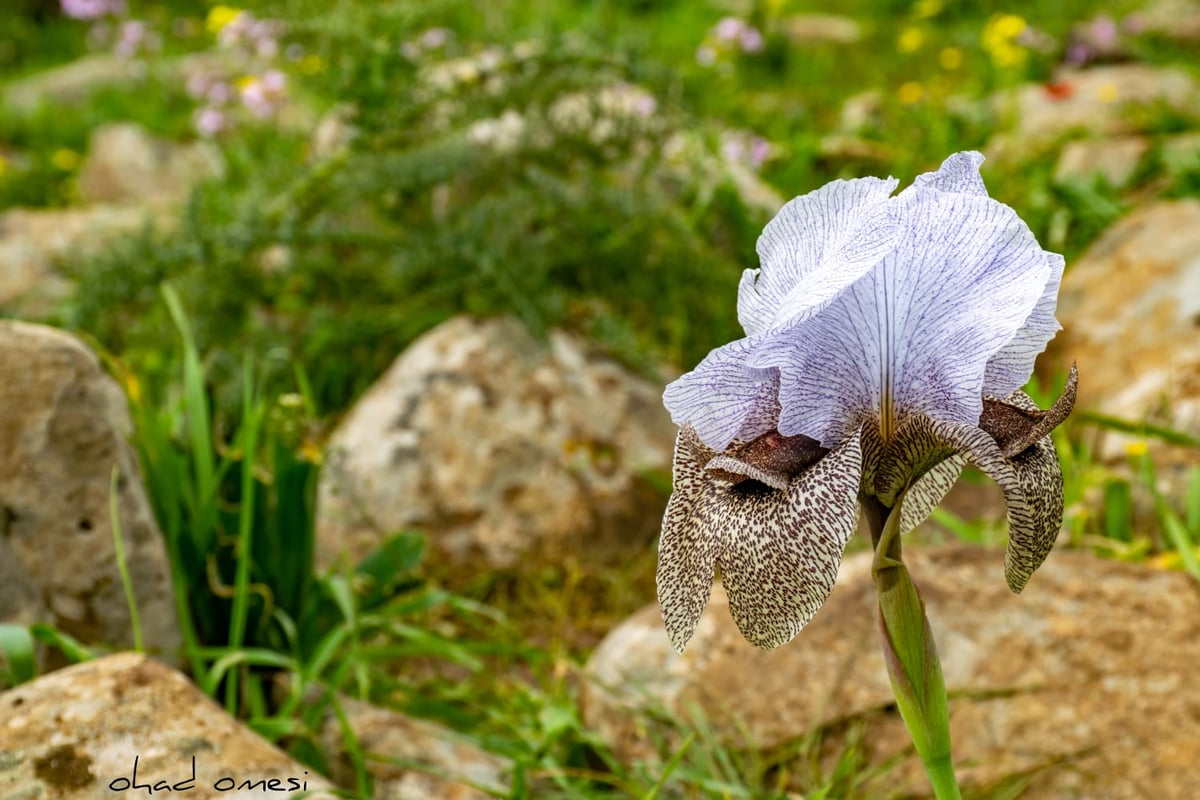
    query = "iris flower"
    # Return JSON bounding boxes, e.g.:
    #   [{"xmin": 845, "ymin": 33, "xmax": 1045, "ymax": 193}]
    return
[{"xmin": 658, "ymin": 151, "xmax": 1075, "ymax": 653}]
